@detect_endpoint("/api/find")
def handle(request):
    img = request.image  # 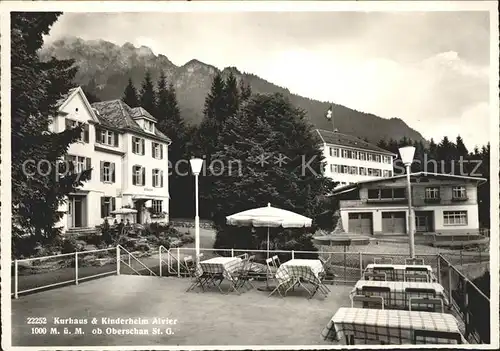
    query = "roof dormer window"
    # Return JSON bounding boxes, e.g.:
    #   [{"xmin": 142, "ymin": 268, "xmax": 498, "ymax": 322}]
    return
[{"xmin": 144, "ymin": 120, "xmax": 155, "ymax": 133}]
